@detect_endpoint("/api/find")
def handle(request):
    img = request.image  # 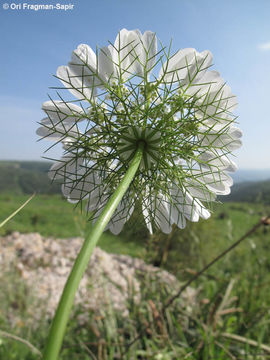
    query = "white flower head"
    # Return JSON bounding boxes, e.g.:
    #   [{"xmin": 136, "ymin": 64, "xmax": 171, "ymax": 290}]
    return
[{"xmin": 37, "ymin": 28, "xmax": 242, "ymax": 235}]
